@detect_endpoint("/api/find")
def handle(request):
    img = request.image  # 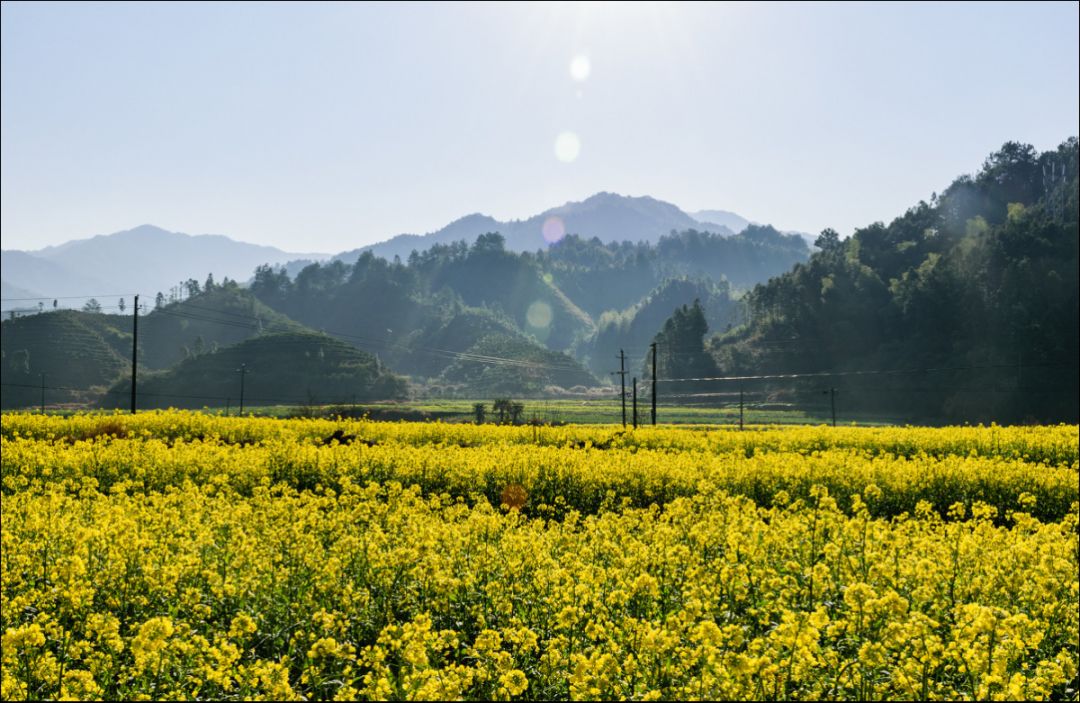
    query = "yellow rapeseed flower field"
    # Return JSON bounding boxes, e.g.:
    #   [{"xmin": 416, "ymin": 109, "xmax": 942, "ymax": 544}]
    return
[{"xmin": 1, "ymin": 411, "xmax": 1077, "ymax": 700}]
